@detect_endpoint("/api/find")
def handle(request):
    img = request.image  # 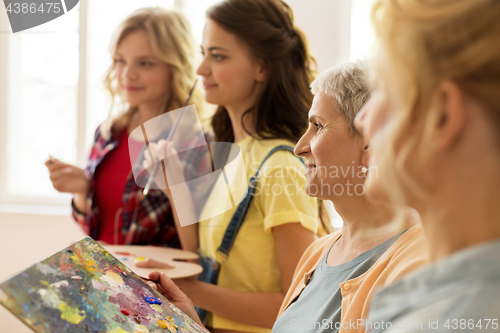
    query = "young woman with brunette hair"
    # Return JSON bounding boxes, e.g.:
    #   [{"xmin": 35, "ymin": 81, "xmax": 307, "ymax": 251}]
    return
[
  {"xmin": 46, "ymin": 8, "xmax": 207, "ymax": 247},
  {"xmin": 159, "ymin": 0, "xmax": 320, "ymax": 332}
]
